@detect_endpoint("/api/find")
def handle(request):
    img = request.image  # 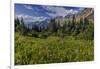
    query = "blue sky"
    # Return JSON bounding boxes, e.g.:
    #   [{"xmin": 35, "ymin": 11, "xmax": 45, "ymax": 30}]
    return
[{"xmin": 15, "ymin": 3, "xmax": 84, "ymax": 23}]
